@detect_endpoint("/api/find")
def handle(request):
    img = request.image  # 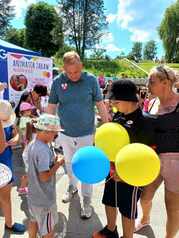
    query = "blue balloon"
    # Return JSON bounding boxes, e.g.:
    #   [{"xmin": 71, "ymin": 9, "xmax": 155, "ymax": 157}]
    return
[{"xmin": 72, "ymin": 146, "xmax": 110, "ymax": 184}]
